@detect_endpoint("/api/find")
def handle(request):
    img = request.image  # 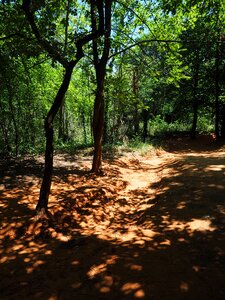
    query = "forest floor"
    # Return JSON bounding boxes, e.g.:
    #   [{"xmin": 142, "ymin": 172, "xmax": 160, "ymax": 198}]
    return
[{"xmin": 0, "ymin": 135, "xmax": 225, "ymax": 300}]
